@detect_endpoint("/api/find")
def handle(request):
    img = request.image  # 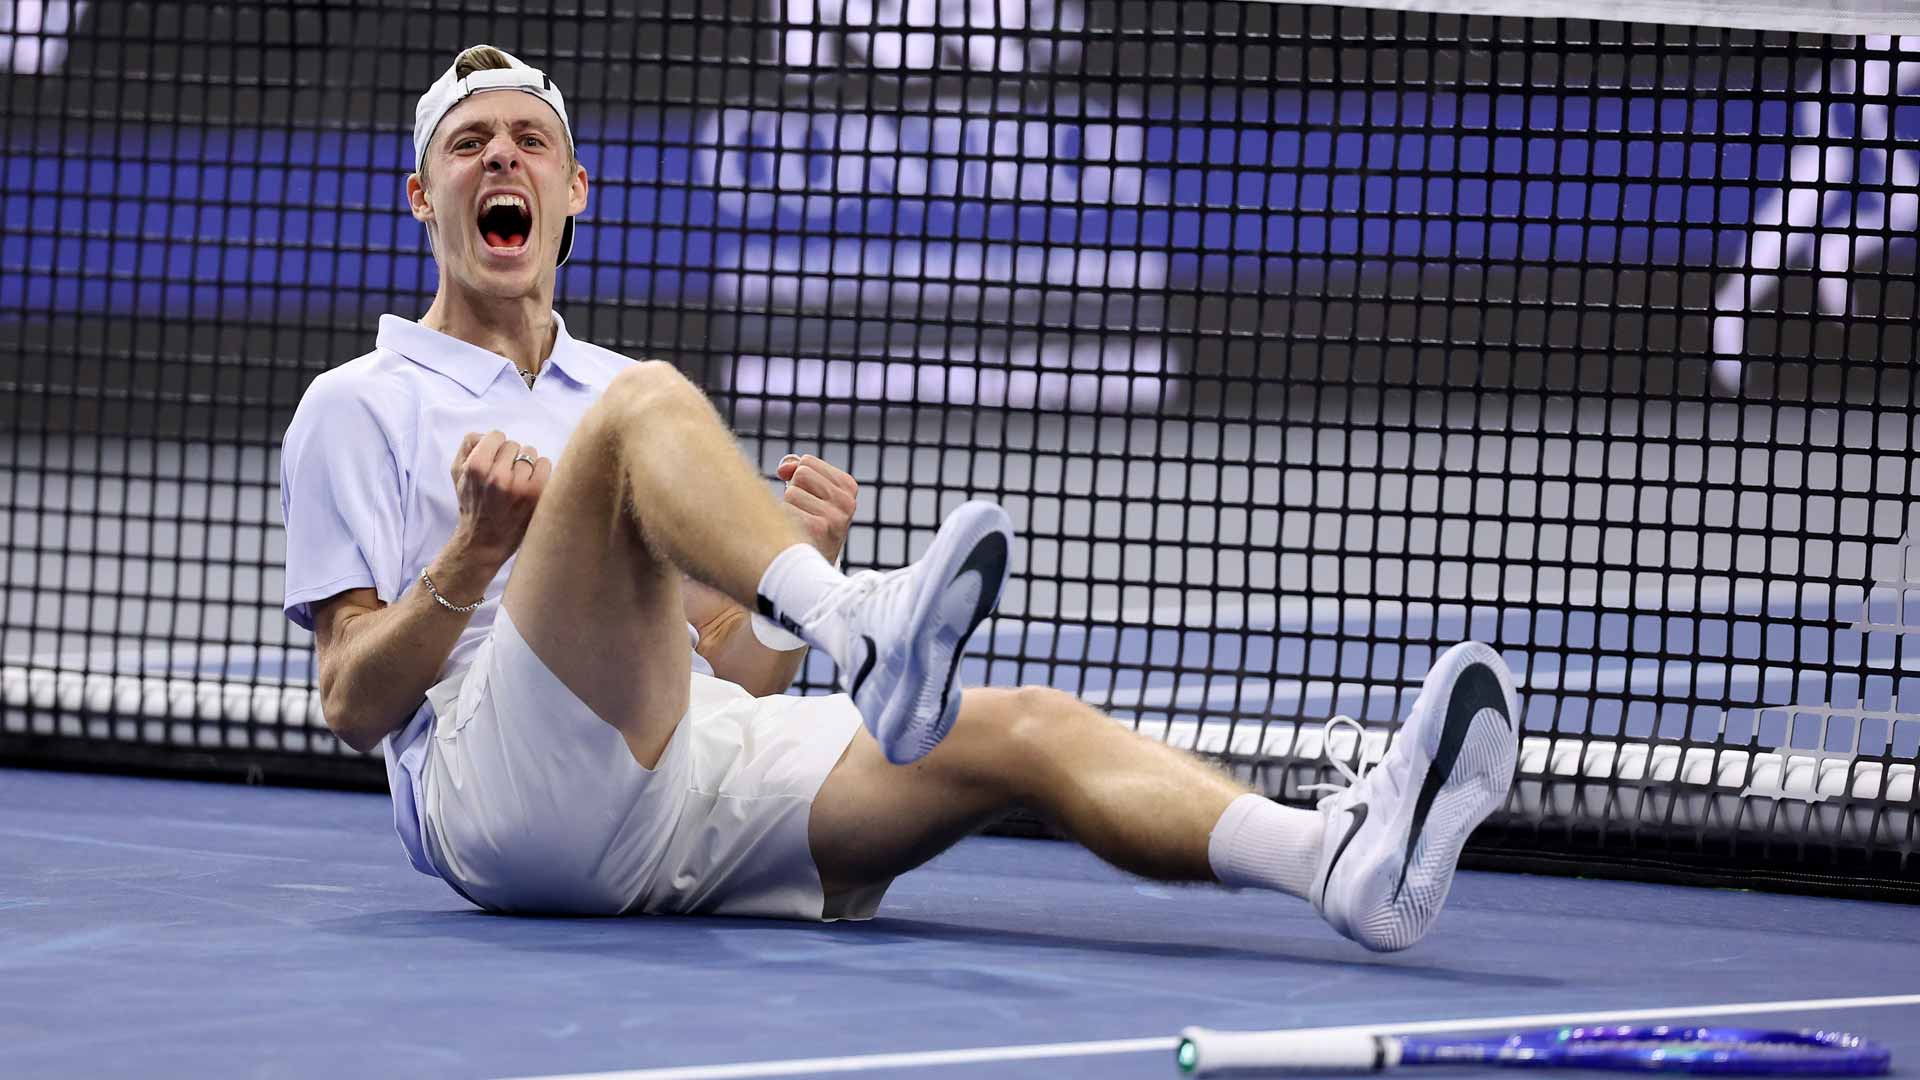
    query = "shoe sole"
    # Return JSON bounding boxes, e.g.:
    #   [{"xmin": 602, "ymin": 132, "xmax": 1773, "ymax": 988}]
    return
[
  {"xmin": 1341, "ymin": 641, "xmax": 1519, "ymax": 951},
  {"xmin": 867, "ymin": 501, "xmax": 1012, "ymax": 764}
]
